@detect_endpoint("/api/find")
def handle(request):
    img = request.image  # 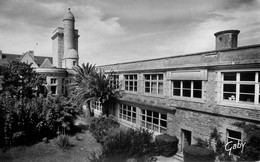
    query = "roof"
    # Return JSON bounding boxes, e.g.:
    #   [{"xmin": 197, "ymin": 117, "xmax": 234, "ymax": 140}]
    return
[
  {"xmin": 63, "ymin": 8, "xmax": 75, "ymax": 21},
  {"xmin": 1, "ymin": 53, "xmax": 52, "ymax": 66}
]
